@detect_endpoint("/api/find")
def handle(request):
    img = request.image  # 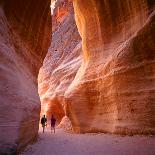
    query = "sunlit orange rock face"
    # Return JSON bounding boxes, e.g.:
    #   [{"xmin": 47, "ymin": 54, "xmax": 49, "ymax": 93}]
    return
[
  {"xmin": 38, "ymin": 0, "xmax": 81, "ymax": 123},
  {"xmin": 39, "ymin": 0, "xmax": 155, "ymax": 135},
  {"xmin": 65, "ymin": 0, "xmax": 155, "ymax": 134},
  {"xmin": 0, "ymin": 0, "xmax": 51, "ymax": 154}
]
